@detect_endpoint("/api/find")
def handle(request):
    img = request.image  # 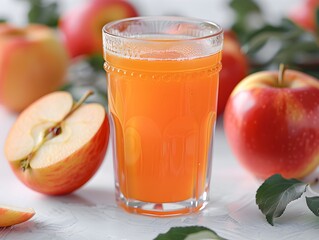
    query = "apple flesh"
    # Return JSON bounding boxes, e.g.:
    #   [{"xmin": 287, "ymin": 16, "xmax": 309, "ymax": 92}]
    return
[
  {"xmin": 59, "ymin": 0, "xmax": 138, "ymax": 58},
  {"xmin": 0, "ymin": 205, "xmax": 35, "ymax": 227},
  {"xmin": 218, "ymin": 31, "xmax": 249, "ymax": 115},
  {"xmin": 5, "ymin": 91, "xmax": 109, "ymax": 195},
  {"xmin": 0, "ymin": 23, "xmax": 69, "ymax": 112},
  {"xmin": 224, "ymin": 68, "xmax": 319, "ymax": 179}
]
